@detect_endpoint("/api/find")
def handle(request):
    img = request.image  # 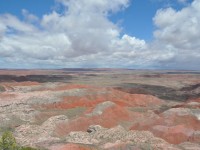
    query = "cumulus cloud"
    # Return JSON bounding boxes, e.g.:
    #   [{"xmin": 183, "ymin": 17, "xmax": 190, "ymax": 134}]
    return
[
  {"xmin": 56, "ymin": 0, "xmax": 129, "ymax": 14},
  {"xmin": 22, "ymin": 9, "xmax": 39, "ymax": 23},
  {"xmin": 0, "ymin": 0, "xmax": 199, "ymax": 69},
  {"xmin": 0, "ymin": 0, "xmax": 152, "ymax": 68},
  {"xmin": 153, "ymin": 0, "xmax": 200, "ymax": 69}
]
